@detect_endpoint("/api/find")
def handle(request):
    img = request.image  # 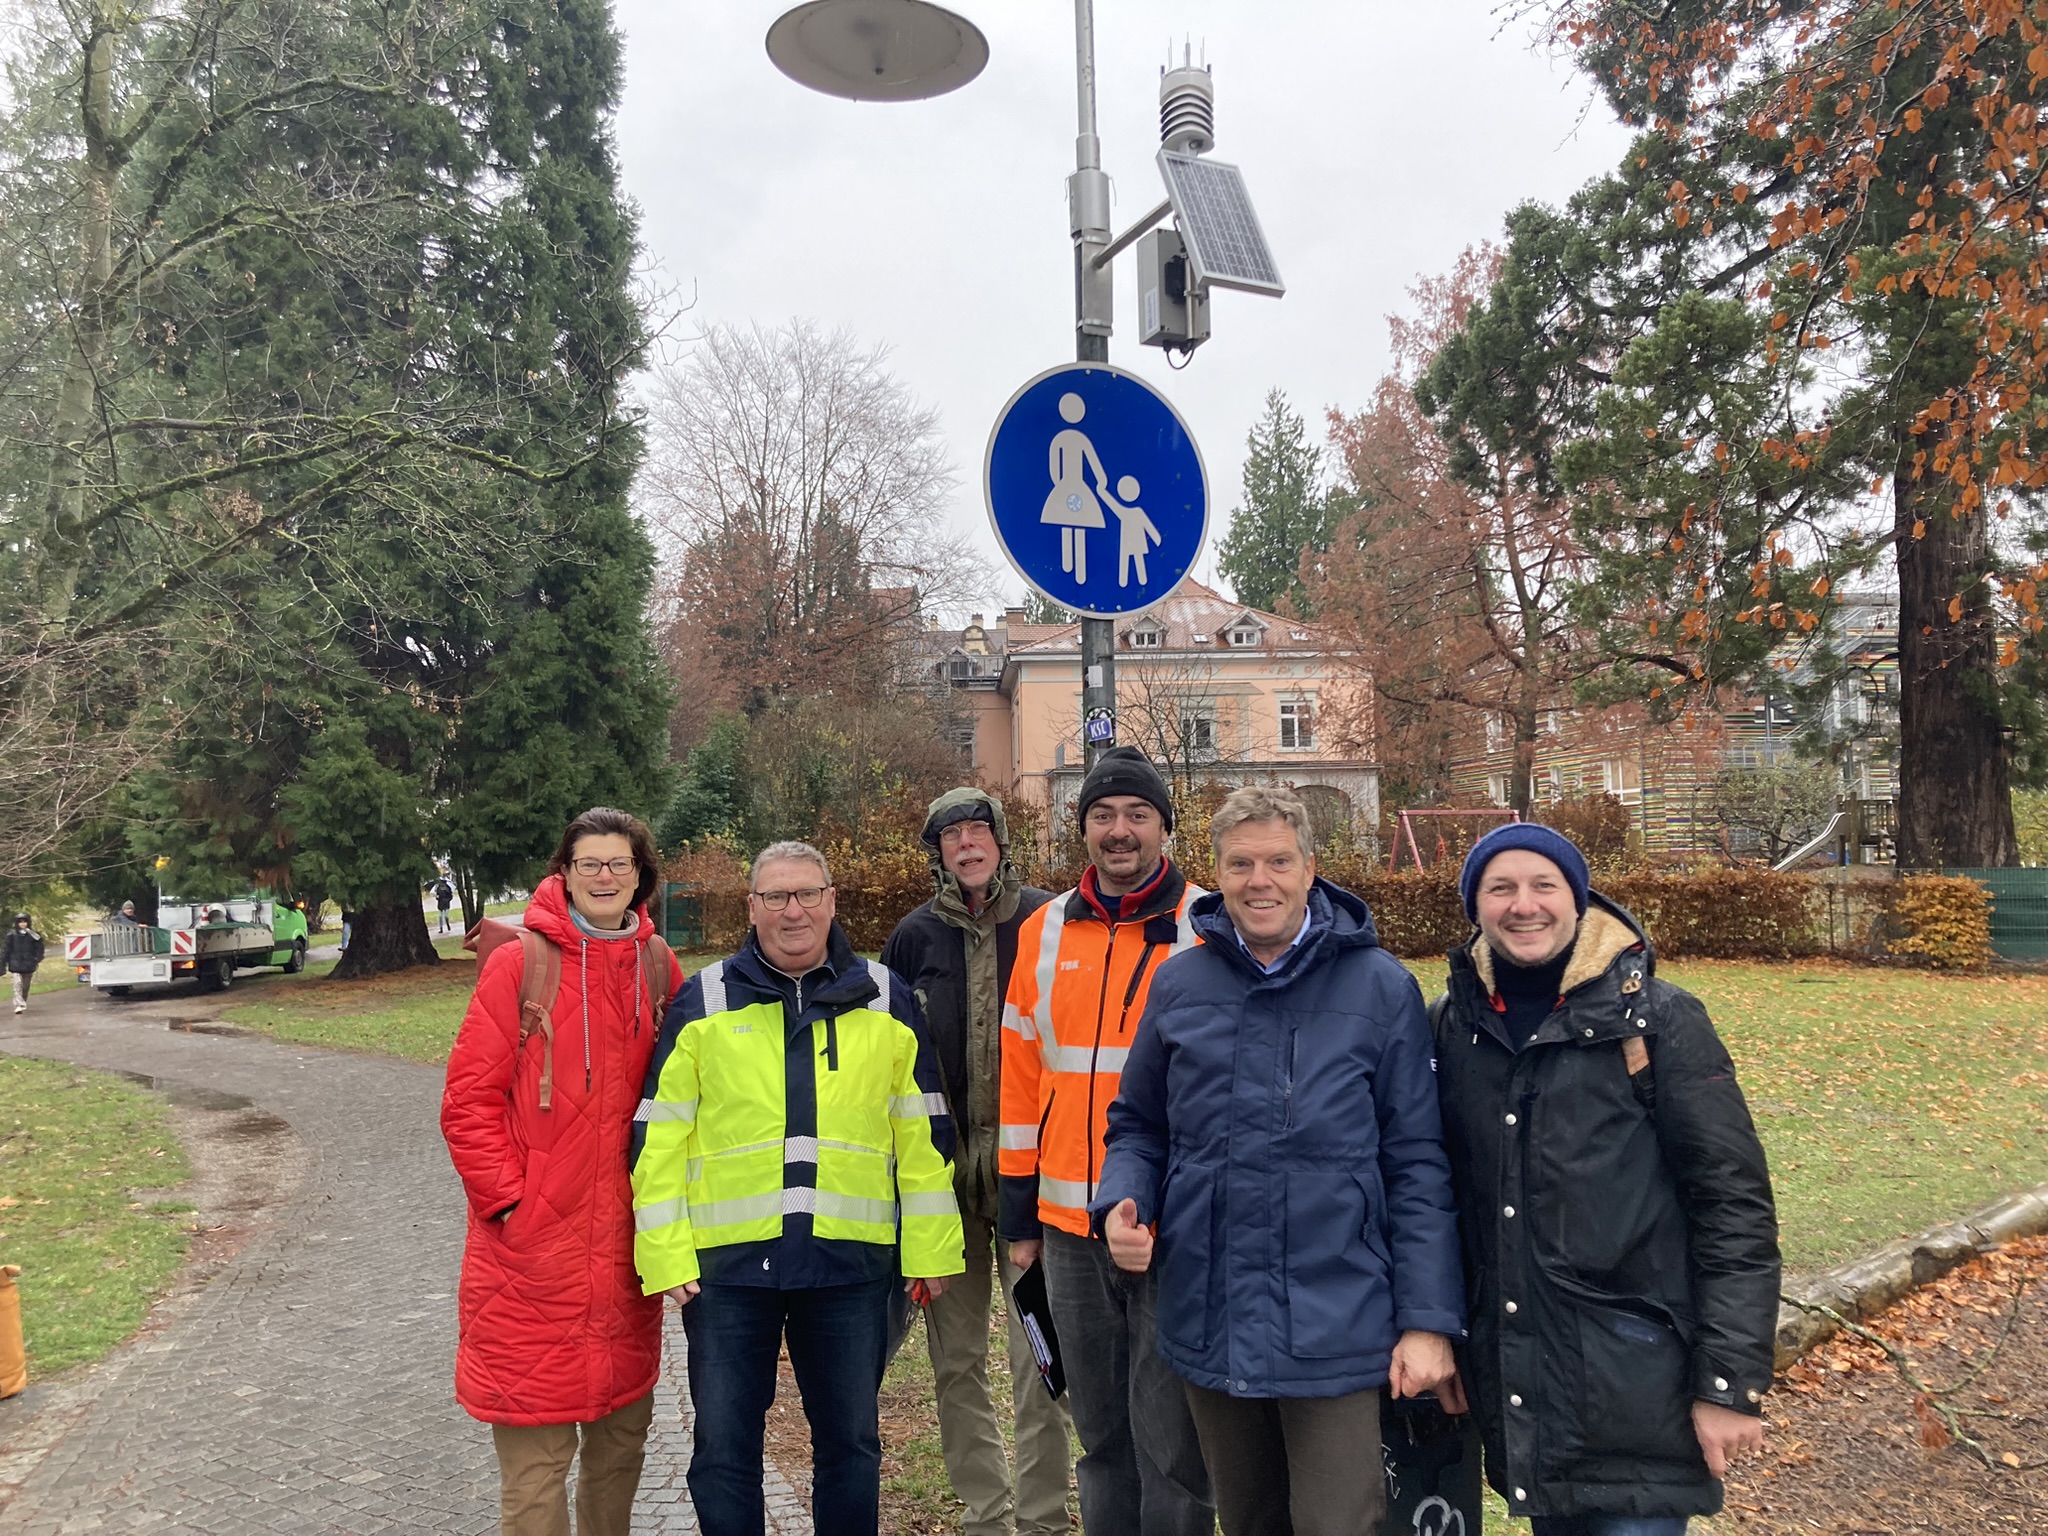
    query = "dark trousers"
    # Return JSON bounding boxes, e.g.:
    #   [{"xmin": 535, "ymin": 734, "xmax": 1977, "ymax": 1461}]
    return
[
  {"xmin": 1529, "ymin": 1521, "xmax": 1688, "ymax": 1536},
  {"xmin": 1041, "ymin": 1226, "xmax": 1213, "ymax": 1536},
  {"xmin": 681, "ymin": 1277, "xmax": 893, "ymax": 1536},
  {"xmin": 1182, "ymin": 1381, "xmax": 1382, "ymax": 1536}
]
